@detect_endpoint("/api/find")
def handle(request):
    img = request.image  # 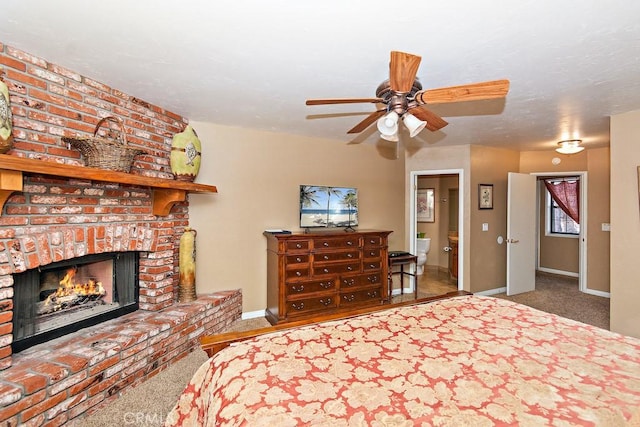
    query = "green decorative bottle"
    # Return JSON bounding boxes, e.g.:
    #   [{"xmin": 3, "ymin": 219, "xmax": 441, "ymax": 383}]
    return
[
  {"xmin": 0, "ymin": 72, "xmax": 13, "ymax": 154},
  {"xmin": 170, "ymin": 125, "xmax": 202, "ymax": 181}
]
